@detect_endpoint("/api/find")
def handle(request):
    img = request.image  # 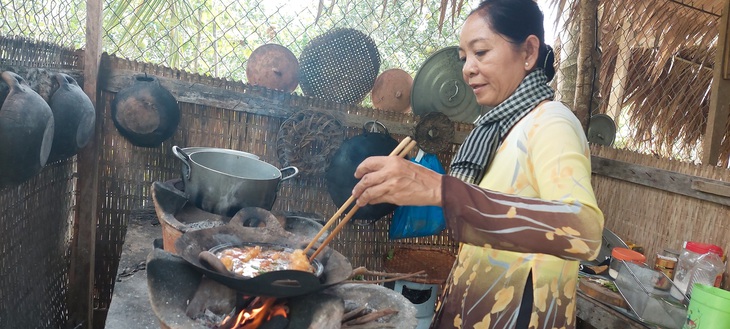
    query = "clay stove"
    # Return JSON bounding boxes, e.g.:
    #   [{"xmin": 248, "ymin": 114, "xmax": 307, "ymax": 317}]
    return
[{"xmin": 148, "ymin": 179, "xmax": 418, "ymax": 328}]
